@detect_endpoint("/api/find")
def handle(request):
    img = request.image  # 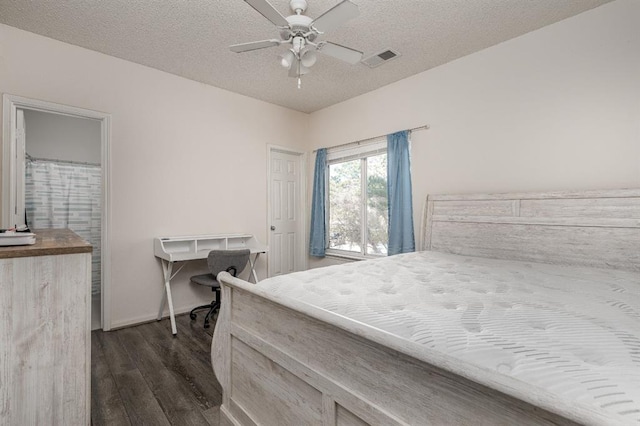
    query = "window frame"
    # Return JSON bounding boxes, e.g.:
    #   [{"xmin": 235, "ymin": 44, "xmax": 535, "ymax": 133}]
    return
[{"xmin": 324, "ymin": 139, "xmax": 388, "ymax": 260}]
